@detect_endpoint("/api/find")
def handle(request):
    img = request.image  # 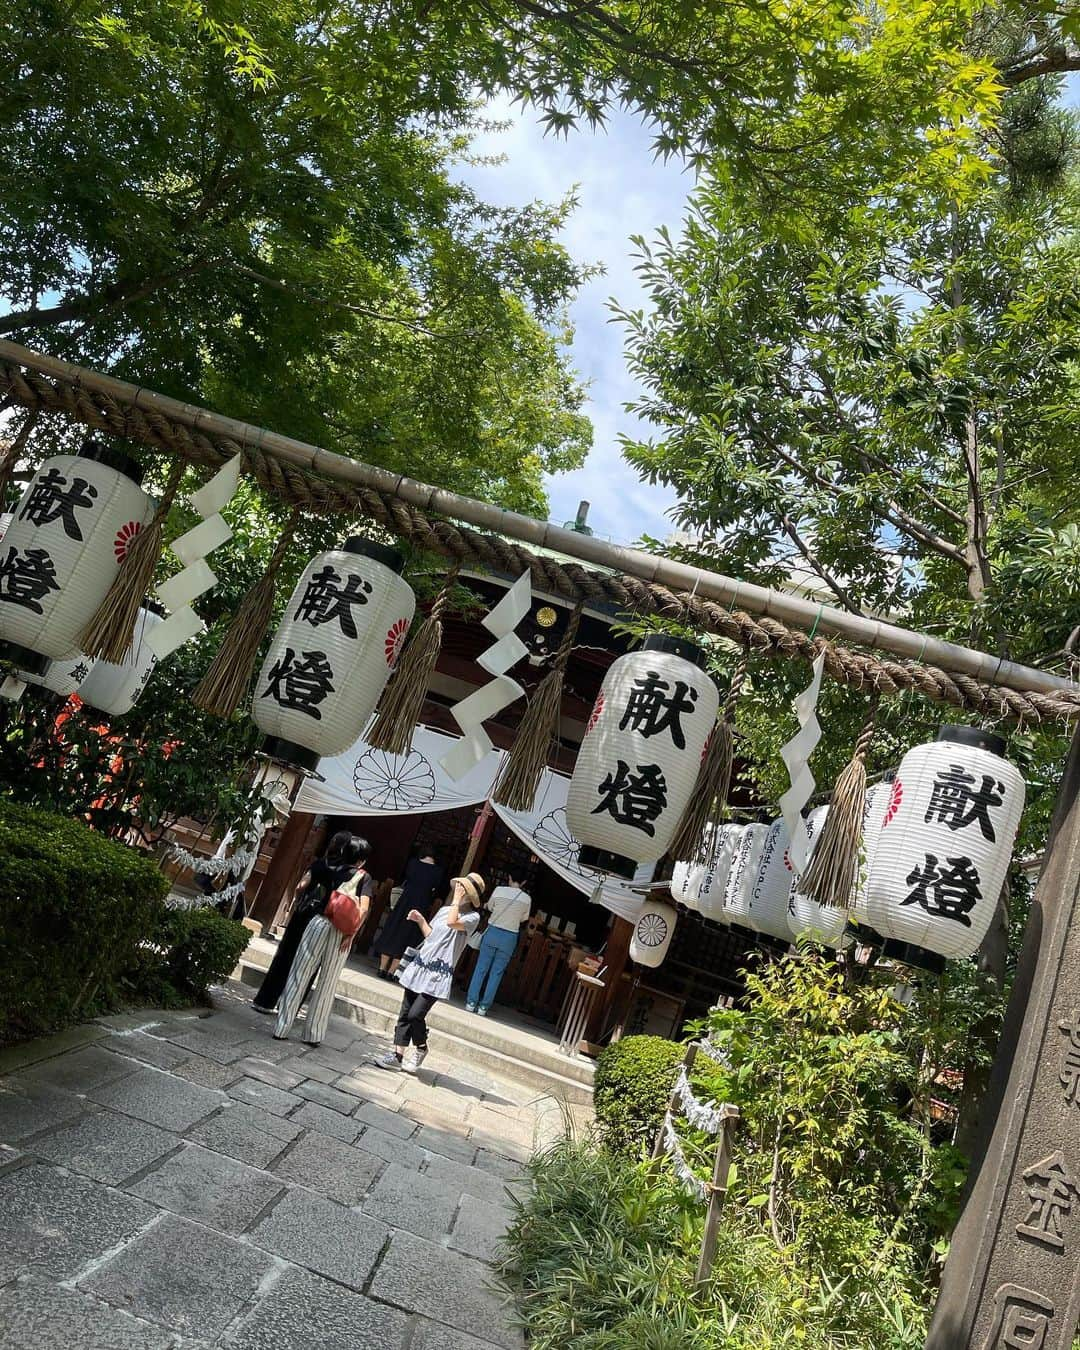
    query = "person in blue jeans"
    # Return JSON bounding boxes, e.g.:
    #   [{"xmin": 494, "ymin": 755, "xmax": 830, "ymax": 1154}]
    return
[{"xmin": 466, "ymin": 869, "xmax": 532, "ymax": 1015}]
